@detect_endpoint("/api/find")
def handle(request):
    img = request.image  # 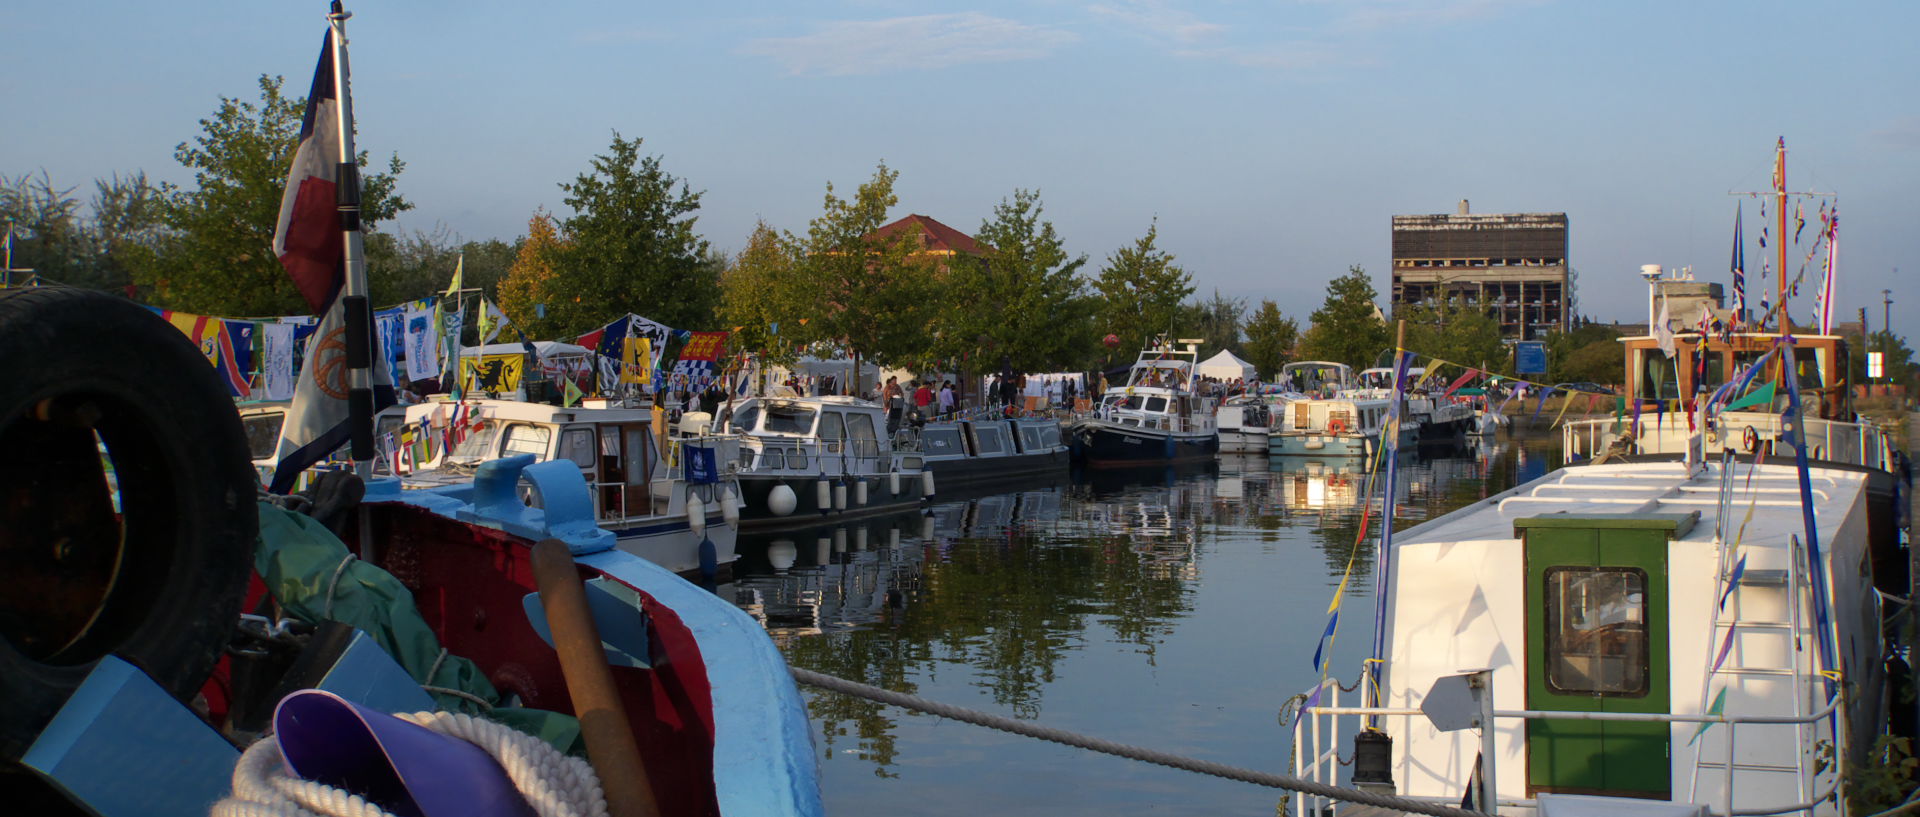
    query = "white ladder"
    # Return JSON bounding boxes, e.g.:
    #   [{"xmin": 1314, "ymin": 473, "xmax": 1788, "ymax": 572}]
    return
[{"xmin": 1687, "ymin": 457, "xmax": 1813, "ymax": 812}]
